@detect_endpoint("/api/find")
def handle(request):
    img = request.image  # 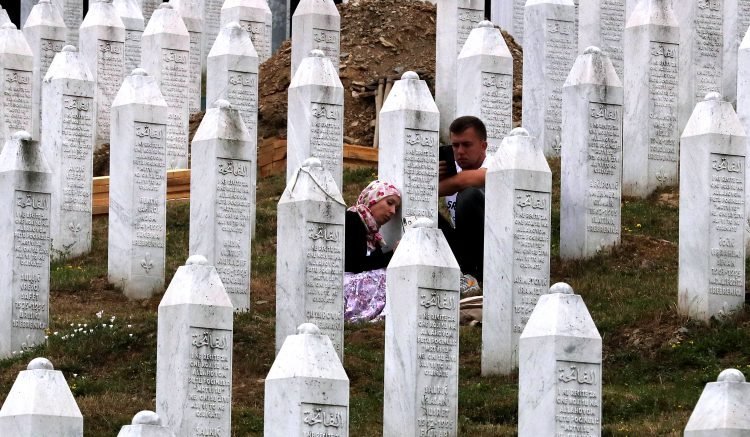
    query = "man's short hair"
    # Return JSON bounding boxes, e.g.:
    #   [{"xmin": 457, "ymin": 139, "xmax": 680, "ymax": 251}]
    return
[{"xmin": 449, "ymin": 116, "xmax": 487, "ymax": 141}]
